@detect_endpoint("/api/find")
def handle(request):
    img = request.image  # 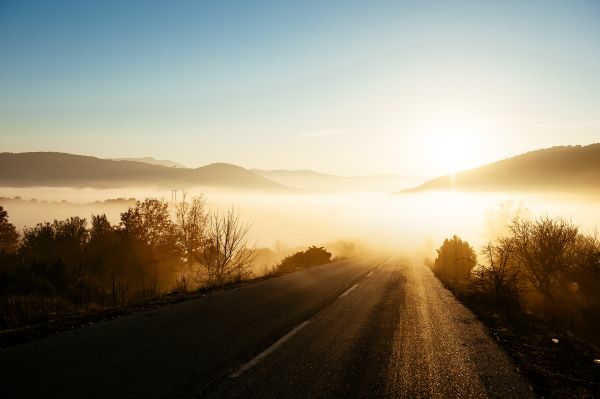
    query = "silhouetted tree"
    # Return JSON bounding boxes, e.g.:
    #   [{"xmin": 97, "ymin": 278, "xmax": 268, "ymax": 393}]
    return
[
  {"xmin": 85, "ymin": 214, "xmax": 121, "ymax": 285},
  {"xmin": 89, "ymin": 214, "xmax": 113, "ymax": 241},
  {"xmin": 472, "ymin": 241, "xmax": 520, "ymax": 303},
  {"xmin": 119, "ymin": 199, "xmax": 180, "ymax": 284},
  {"xmin": 433, "ymin": 235, "xmax": 476, "ymax": 281},
  {"xmin": 203, "ymin": 208, "xmax": 256, "ymax": 286},
  {"xmin": 563, "ymin": 231, "xmax": 600, "ymax": 308},
  {"xmin": 573, "ymin": 232, "xmax": 600, "ymax": 280},
  {"xmin": 175, "ymin": 194, "xmax": 208, "ymax": 264},
  {"xmin": 0, "ymin": 206, "xmax": 19, "ymax": 254},
  {"xmin": 53, "ymin": 217, "xmax": 88, "ymax": 268},
  {"xmin": 16, "ymin": 217, "xmax": 90, "ymax": 307},
  {"xmin": 174, "ymin": 194, "xmax": 210, "ymax": 287},
  {"xmin": 507, "ymin": 216, "xmax": 579, "ymax": 298},
  {"xmin": 20, "ymin": 217, "xmax": 88, "ymax": 269},
  {"xmin": 120, "ymin": 199, "xmax": 176, "ymax": 248}
]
